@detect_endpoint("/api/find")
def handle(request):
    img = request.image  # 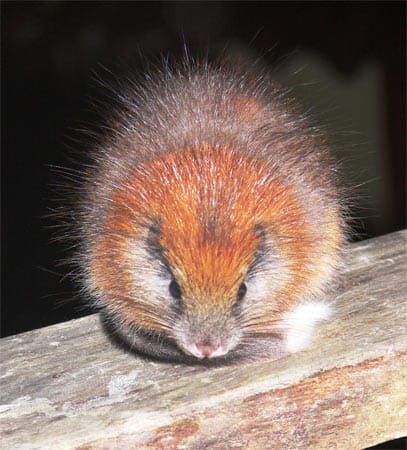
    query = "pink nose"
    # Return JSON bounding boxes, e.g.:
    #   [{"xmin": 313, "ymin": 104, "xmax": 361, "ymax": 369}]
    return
[
  {"xmin": 196, "ymin": 343, "xmax": 218, "ymax": 357},
  {"xmin": 192, "ymin": 342, "xmax": 224, "ymax": 359}
]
